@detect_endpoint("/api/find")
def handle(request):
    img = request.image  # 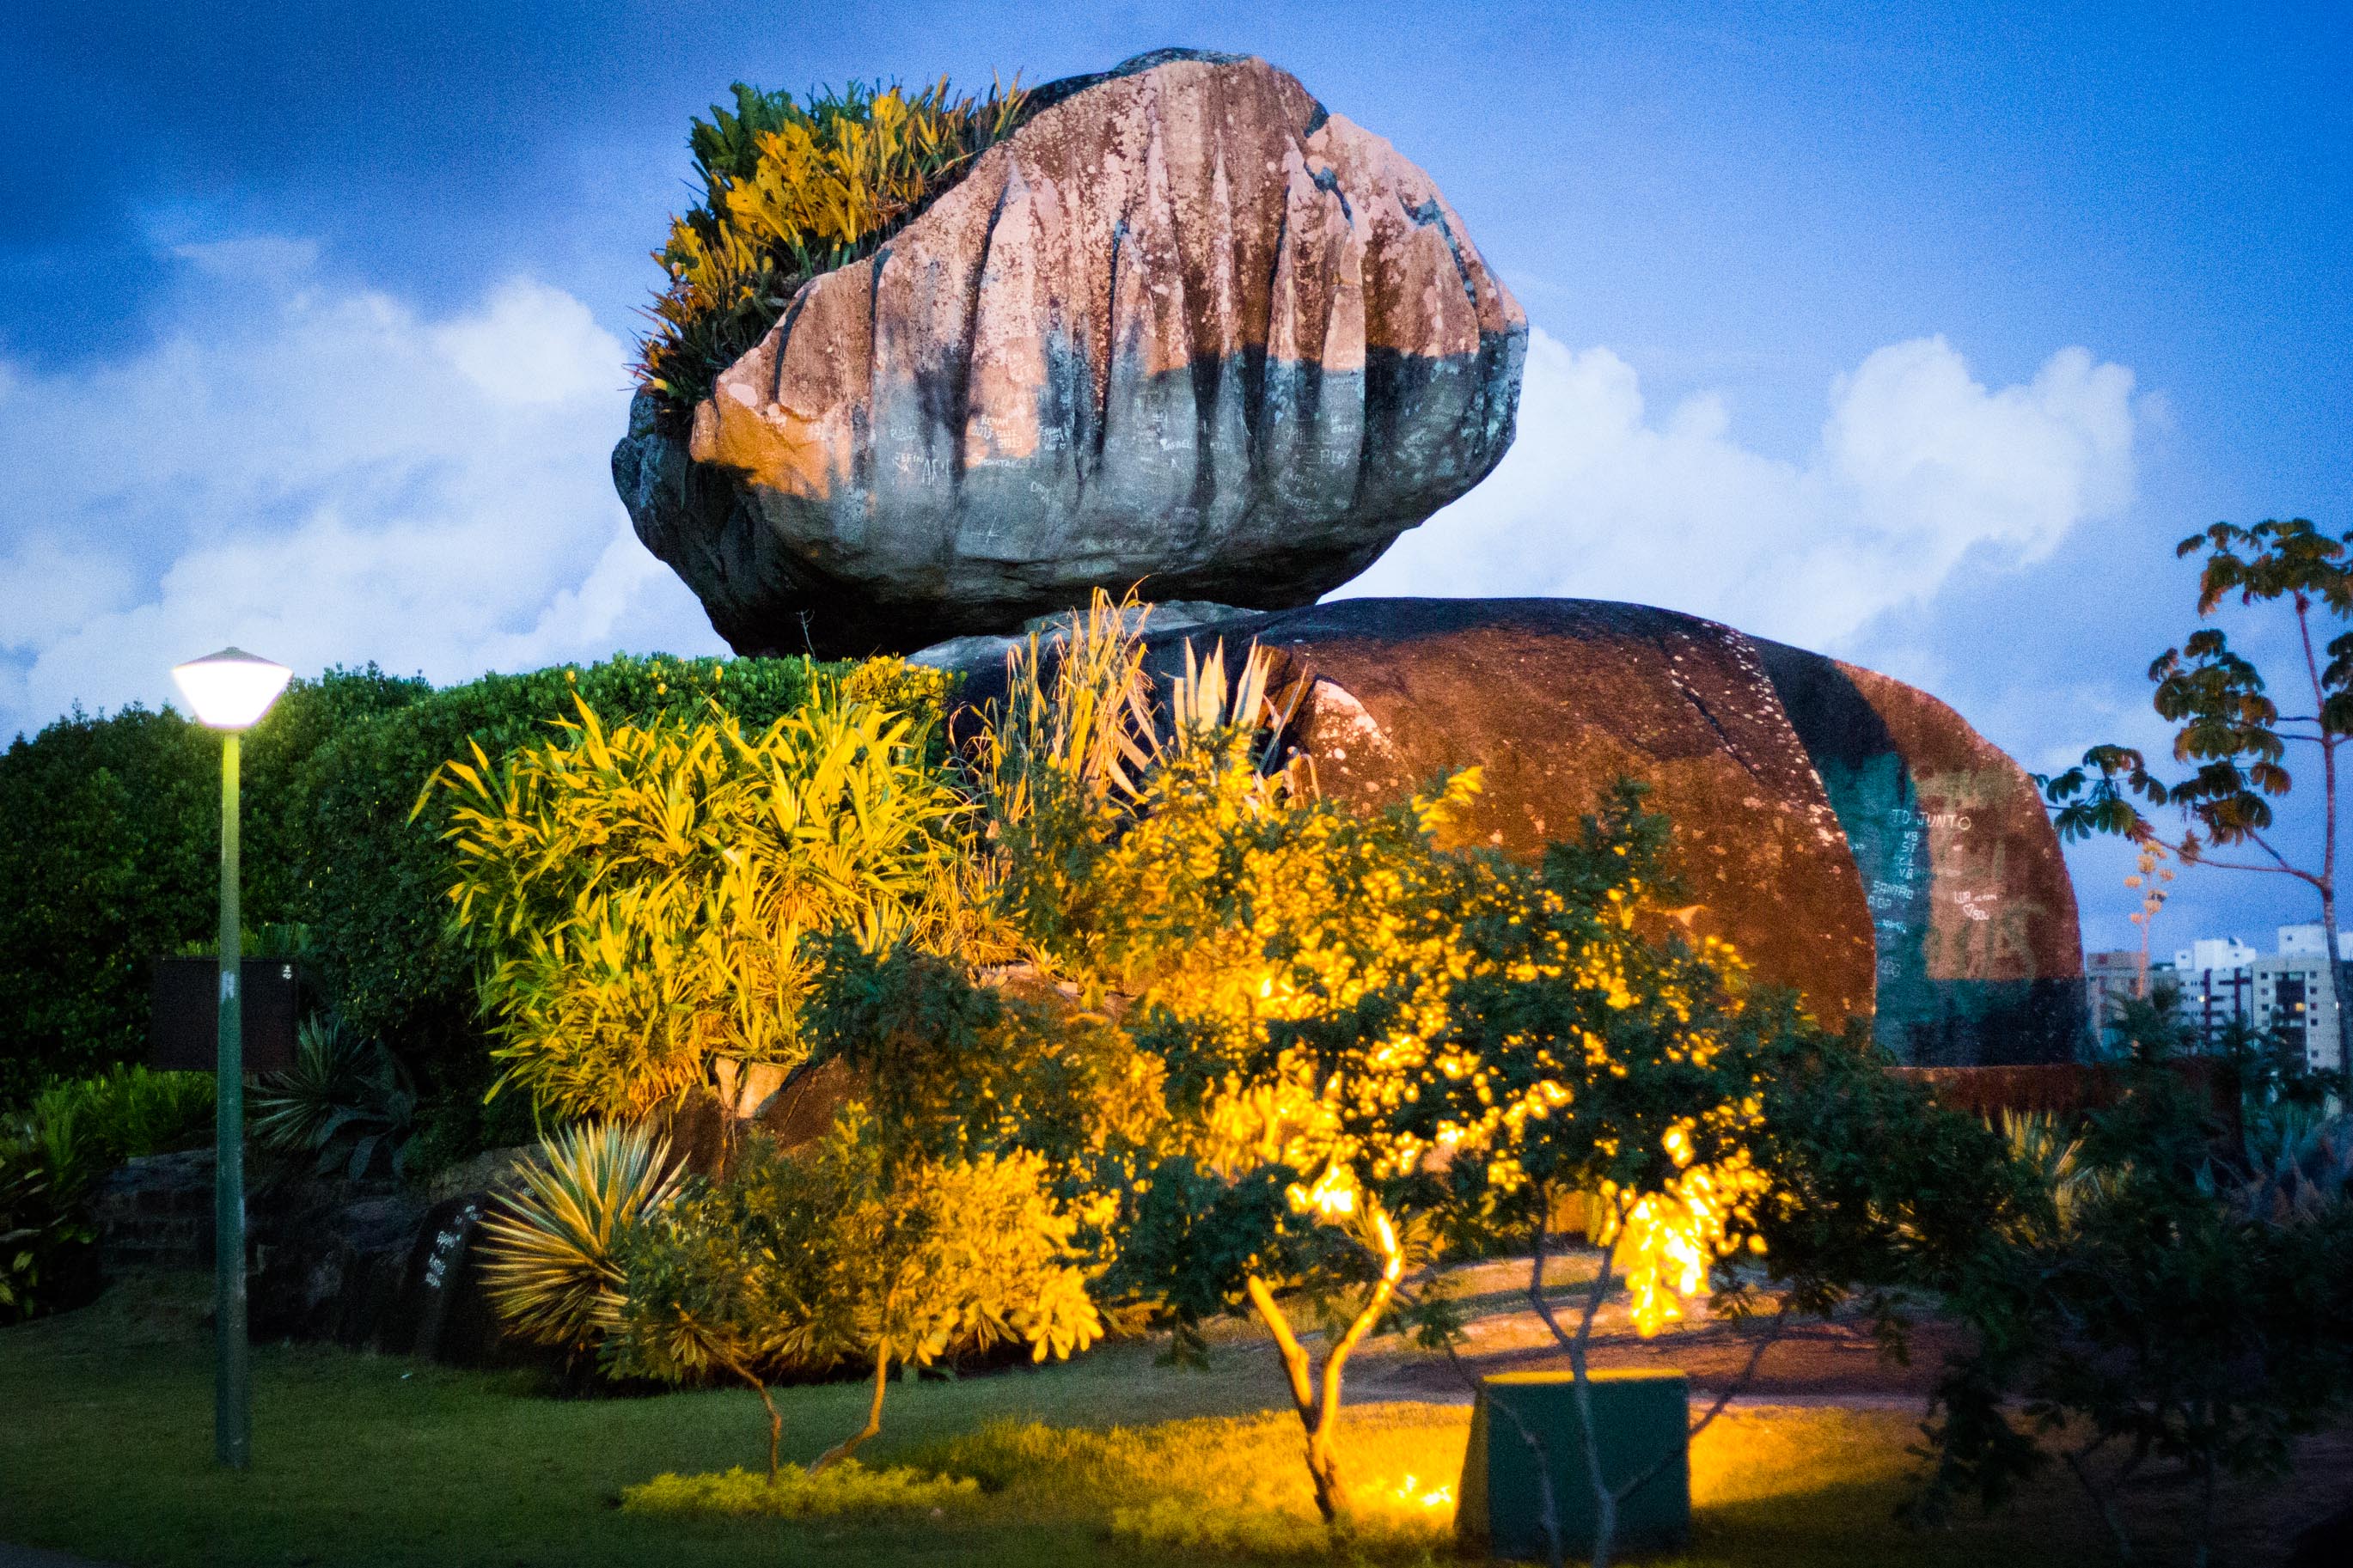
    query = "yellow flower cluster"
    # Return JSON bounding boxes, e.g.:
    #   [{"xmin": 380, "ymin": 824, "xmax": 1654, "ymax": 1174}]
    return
[{"xmin": 1595, "ymin": 1113, "xmax": 1773, "ymax": 1336}]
